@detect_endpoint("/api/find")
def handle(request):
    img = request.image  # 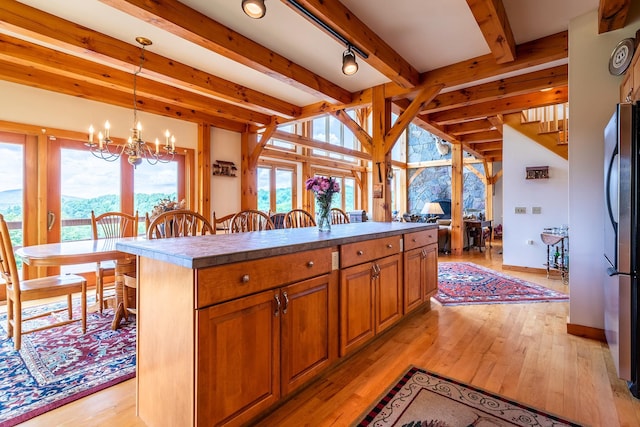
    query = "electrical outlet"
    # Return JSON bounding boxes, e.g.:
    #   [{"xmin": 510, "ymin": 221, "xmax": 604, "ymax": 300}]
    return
[
  {"xmin": 515, "ymin": 207, "xmax": 526, "ymax": 214},
  {"xmin": 532, "ymin": 206, "xmax": 542, "ymax": 214}
]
